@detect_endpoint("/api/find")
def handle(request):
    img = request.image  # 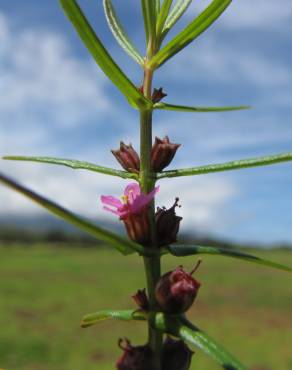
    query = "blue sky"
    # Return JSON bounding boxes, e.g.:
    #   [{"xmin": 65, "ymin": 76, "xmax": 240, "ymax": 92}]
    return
[{"xmin": 0, "ymin": 0, "xmax": 292, "ymax": 244}]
